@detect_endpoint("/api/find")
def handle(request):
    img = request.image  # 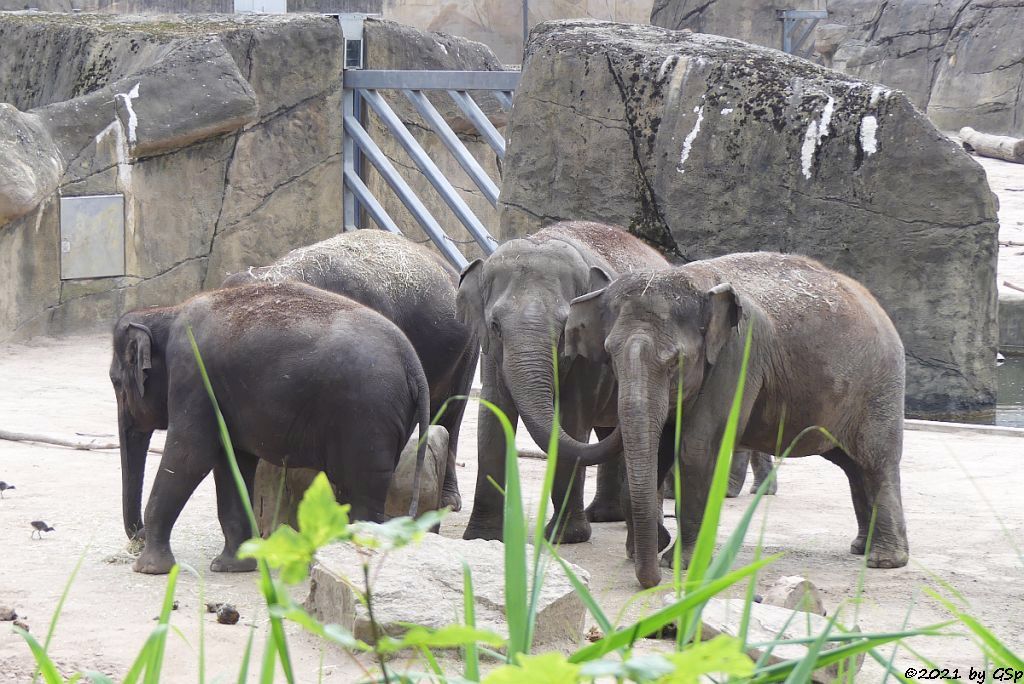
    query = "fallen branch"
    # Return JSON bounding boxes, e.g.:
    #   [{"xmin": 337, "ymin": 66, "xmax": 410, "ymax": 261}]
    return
[
  {"xmin": 960, "ymin": 127, "xmax": 1024, "ymax": 163},
  {"xmin": 0, "ymin": 429, "xmax": 163, "ymax": 454},
  {"xmin": 1003, "ymin": 280, "xmax": 1024, "ymax": 295}
]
